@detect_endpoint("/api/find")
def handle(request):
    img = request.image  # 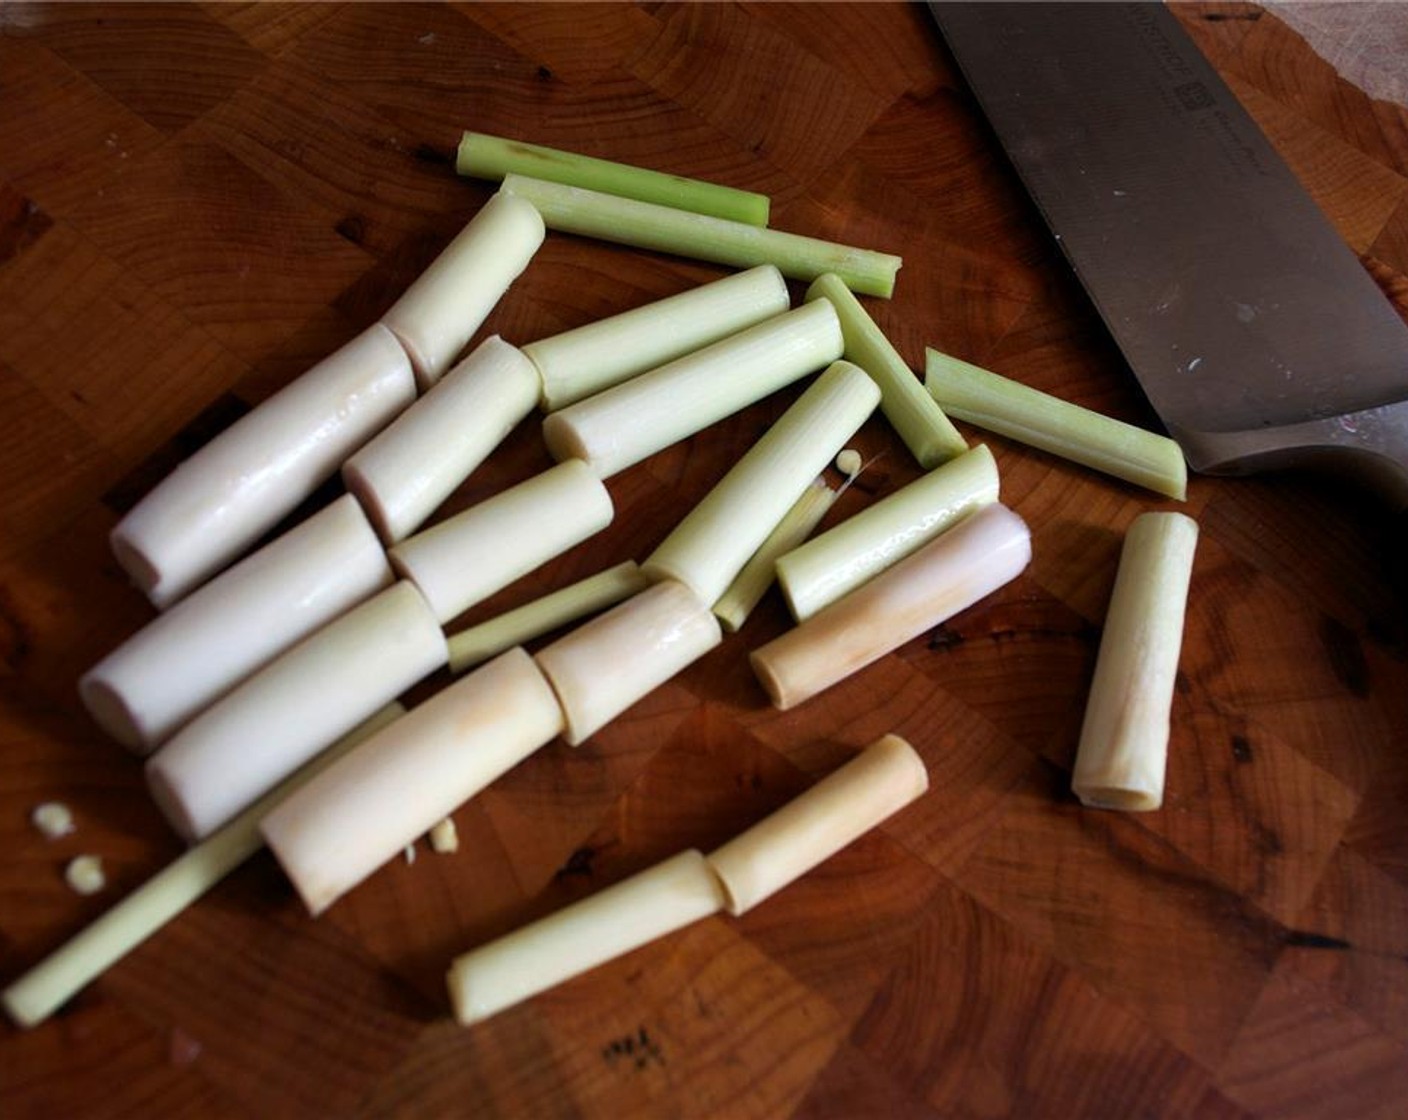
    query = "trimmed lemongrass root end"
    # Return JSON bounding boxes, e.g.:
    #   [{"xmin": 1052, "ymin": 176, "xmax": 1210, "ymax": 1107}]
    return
[
  {"xmin": 263, "ymin": 648, "xmax": 564, "ymax": 916},
  {"xmin": 1072, "ymin": 512, "xmax": 1199, "ymax": 812},
  {"xmin": 501, "ymin": 174, "xmax": 901, "ymax": 298},
  {"xmin": 924, "ymin": 348, "xmax": 1188, "ymax": 500},
  {"xmin": 446, "ymin": 560, "xmax": 651, "ymax": 675},
  {"xmin": 82, "ymin": 495, "xmax": 392, "ymax": 754},
  {"xmin": 343, "ymin": 336, "xmax": 541, "ymax": 545},
  {"xmin": 446, "ymin": 849, "xmax": 725, "ymax": 1026},
  {"xmin": 533, "ymin": 580, "xmax": 721, "ymax": 746},
  {"xmin": 805, "ymin": 274, "xmax": 967, "ymax": 469},
  {"xmin": 707, "ymin": 735, "xmax": 928, "ymax": 916},
  {"xmin": 642, "ymin": 360, "xmax": 879, "ymax": 607},
  {"xmin": 145, "ymin": 581, "xmax": 448, "ymax": 842},
  {"xmin": 541, "ymin": 300, "xmax": 843, "ymax": 479},
  {"xmin": 389, "ymin": 459, "xmax": 613, "ymax": 625},
  {"xmin": 456, "ymin": 131, "xmax": 770, "ymax": 227},
  {"xmin": 111, "ymin": 324, "xmax": 415, "ymax": 610},
  {"xmin": 2, "ymin": 703, "xmax": 404, "ymax": 1030},
  {"xmin": 775, "ymin": 444, "xmax": 1000, "ymax": 623},
  {"xmin": 525, "ymin": 265, "xmax": 790, "ymax": 411},
  {"xmin": 751, "ymin": 503, "xmax": 1031, "ymax": 711},
  {"xmin": 381, "ymin": 191, "xmax": 545, "ymax": 389}
]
